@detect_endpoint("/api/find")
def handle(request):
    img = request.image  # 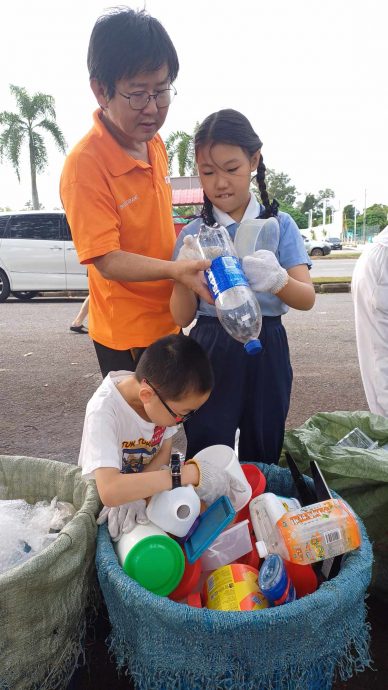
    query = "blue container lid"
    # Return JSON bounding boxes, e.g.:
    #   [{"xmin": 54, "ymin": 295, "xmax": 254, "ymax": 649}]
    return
[
  {"xmin": 259, "ymin": 554, "xmax": 288, "ymax": 601},
  {"xmin": 244, "ymin": 339, "xmax": 262, "ymax": 355},
  {"xmin": 184, "ymin": 496, "xmax": 235, "ymax": 564}
]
